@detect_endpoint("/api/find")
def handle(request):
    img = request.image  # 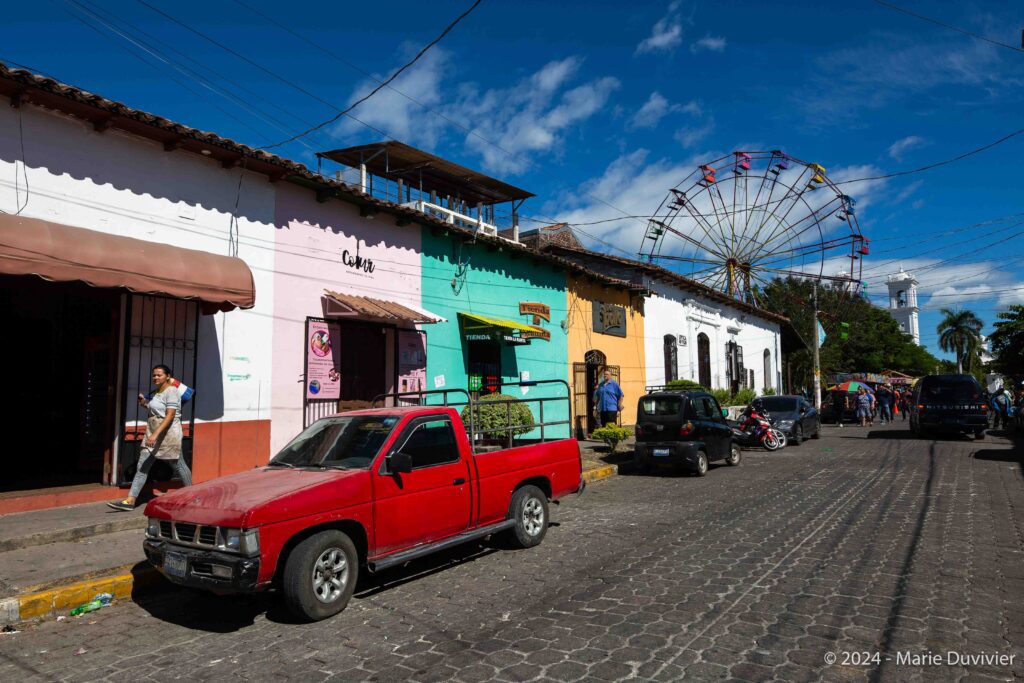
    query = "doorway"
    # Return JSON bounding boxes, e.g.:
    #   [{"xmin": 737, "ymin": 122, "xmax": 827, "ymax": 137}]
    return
[
  {"xmin": 573, "ymin": 349, "xmax": 620, "ymax": 437},
  {"xmin": 337, "ymin": 322, "xmax": 389, "ymax": 409},
  {"xmin": 0, "ymin": 275, "xmax": 120, "ymax": 493}
]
